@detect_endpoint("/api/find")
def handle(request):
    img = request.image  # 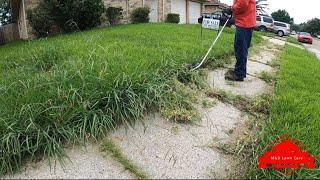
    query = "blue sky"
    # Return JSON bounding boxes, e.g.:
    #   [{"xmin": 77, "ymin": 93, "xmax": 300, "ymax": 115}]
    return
[{"xmin": 220, "ymin": 0, "xmax": 320, "ymax": 24}]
